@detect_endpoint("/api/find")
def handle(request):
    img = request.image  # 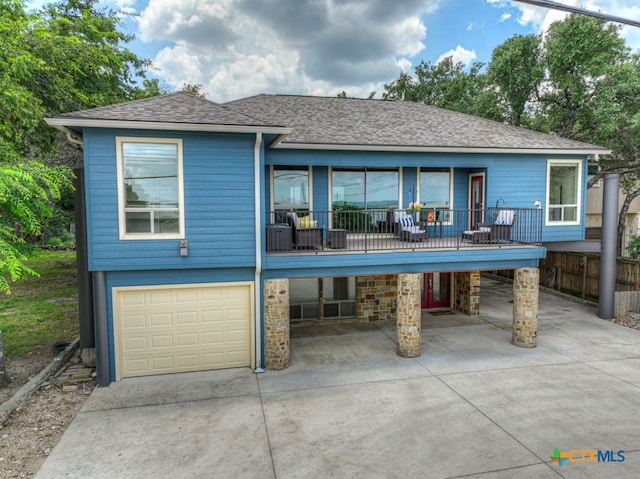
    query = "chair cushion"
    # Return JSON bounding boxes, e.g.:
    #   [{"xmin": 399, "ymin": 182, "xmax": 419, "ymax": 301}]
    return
[
  {"xmin": 299, "ymin": 216, "xmax": 317, "ymax": 228},
  {"xmin": 400, "ymin": 216, "xmax": 414, "ymax": 228},
  {"xmin": 495, "ymin": 210, "xmax": 515, "ymax": 225}
]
